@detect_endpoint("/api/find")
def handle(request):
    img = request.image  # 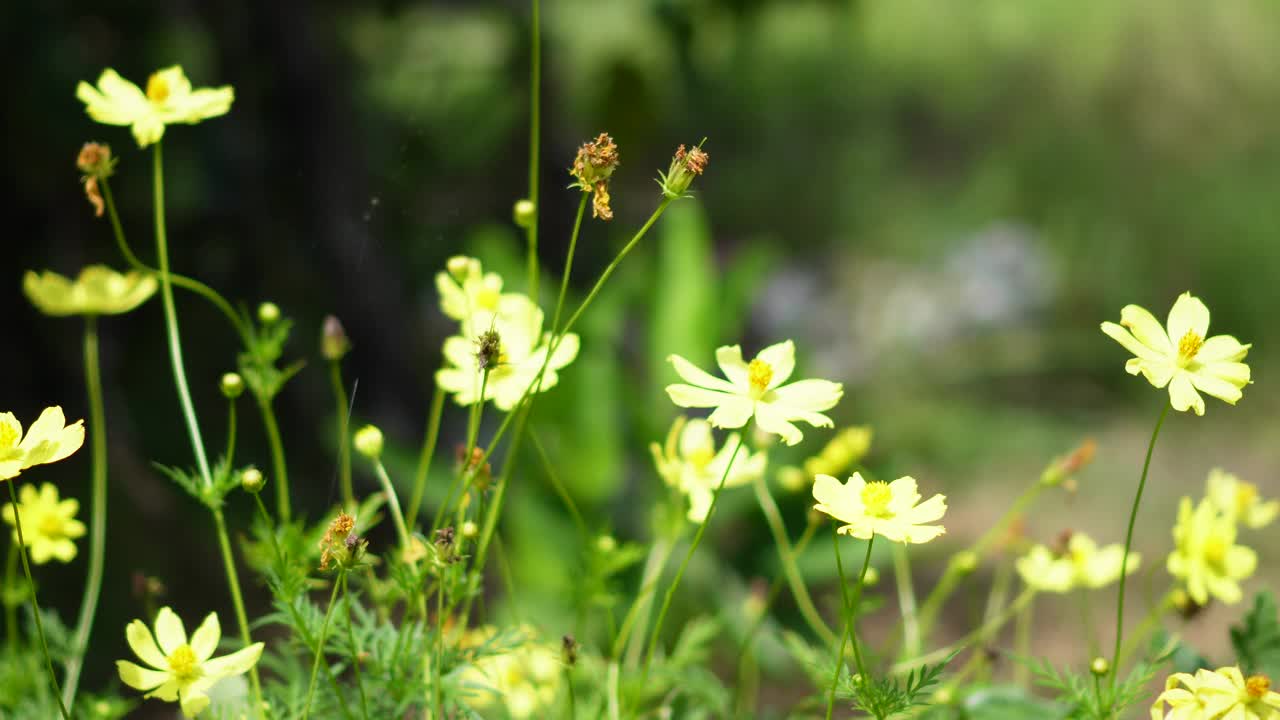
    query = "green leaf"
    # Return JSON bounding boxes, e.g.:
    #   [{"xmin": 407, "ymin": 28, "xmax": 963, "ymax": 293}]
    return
[{"xmin": 1232, "ymin": 591, "xmax": 1280, "ymax": 677}]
